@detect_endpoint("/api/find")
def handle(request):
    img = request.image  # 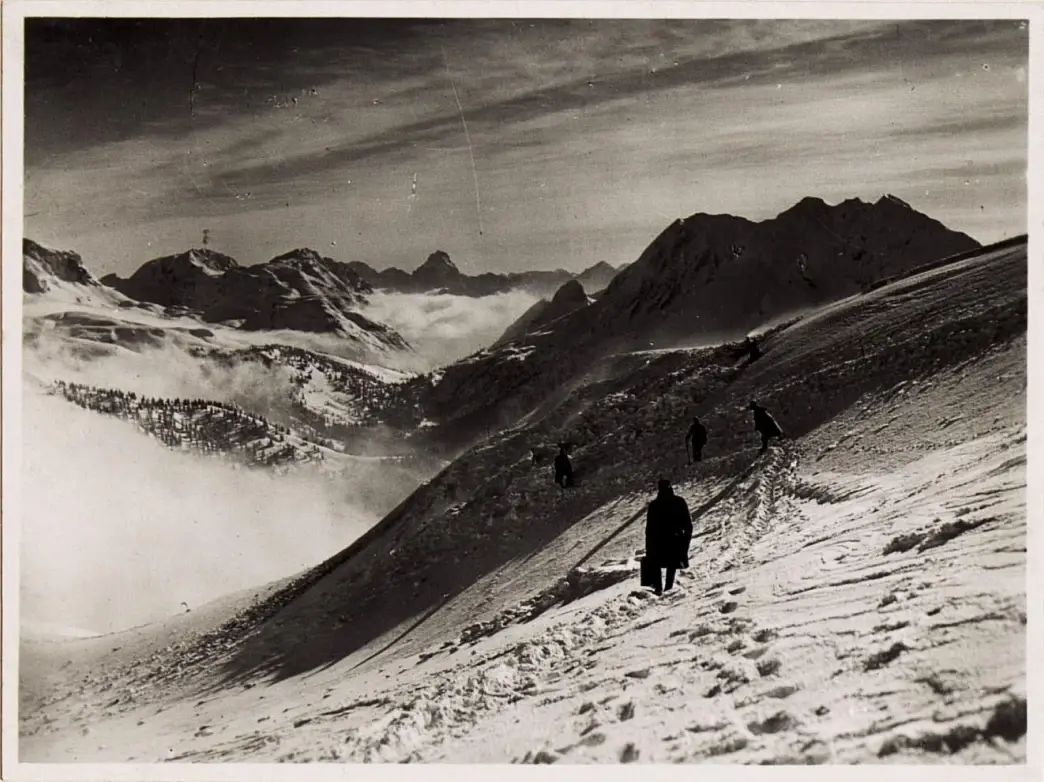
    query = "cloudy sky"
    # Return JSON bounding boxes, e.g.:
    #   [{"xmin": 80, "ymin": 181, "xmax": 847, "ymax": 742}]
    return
[{"xmin": 24, "ymin": 17, "xmax": 1028, "ymax": 277}]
